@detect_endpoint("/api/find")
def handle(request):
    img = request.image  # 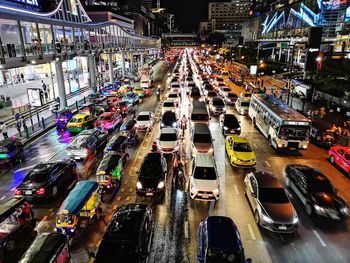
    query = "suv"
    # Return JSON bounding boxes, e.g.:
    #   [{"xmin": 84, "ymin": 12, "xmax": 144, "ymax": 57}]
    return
[
  {"xmin": 197, "ymin": 216, "xmax": 251, "ymax": 263},
  {"xmin": 190, "ymin": 154, "xmax": 219, "ymax": 201},
  {"xmin": 284, "ymin": 165, "xmax": 349, "ymax": 220},
  {"xmin": 136, "ymin": 152, "xmax": 167, "ymax": 197},
  {"xmin": 93, "ymin": 204, "xmax": 154, "ymax": 263},
  {"xmin": 191, "ymin": 123, "xmax": 213, "ymax": 157}
]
